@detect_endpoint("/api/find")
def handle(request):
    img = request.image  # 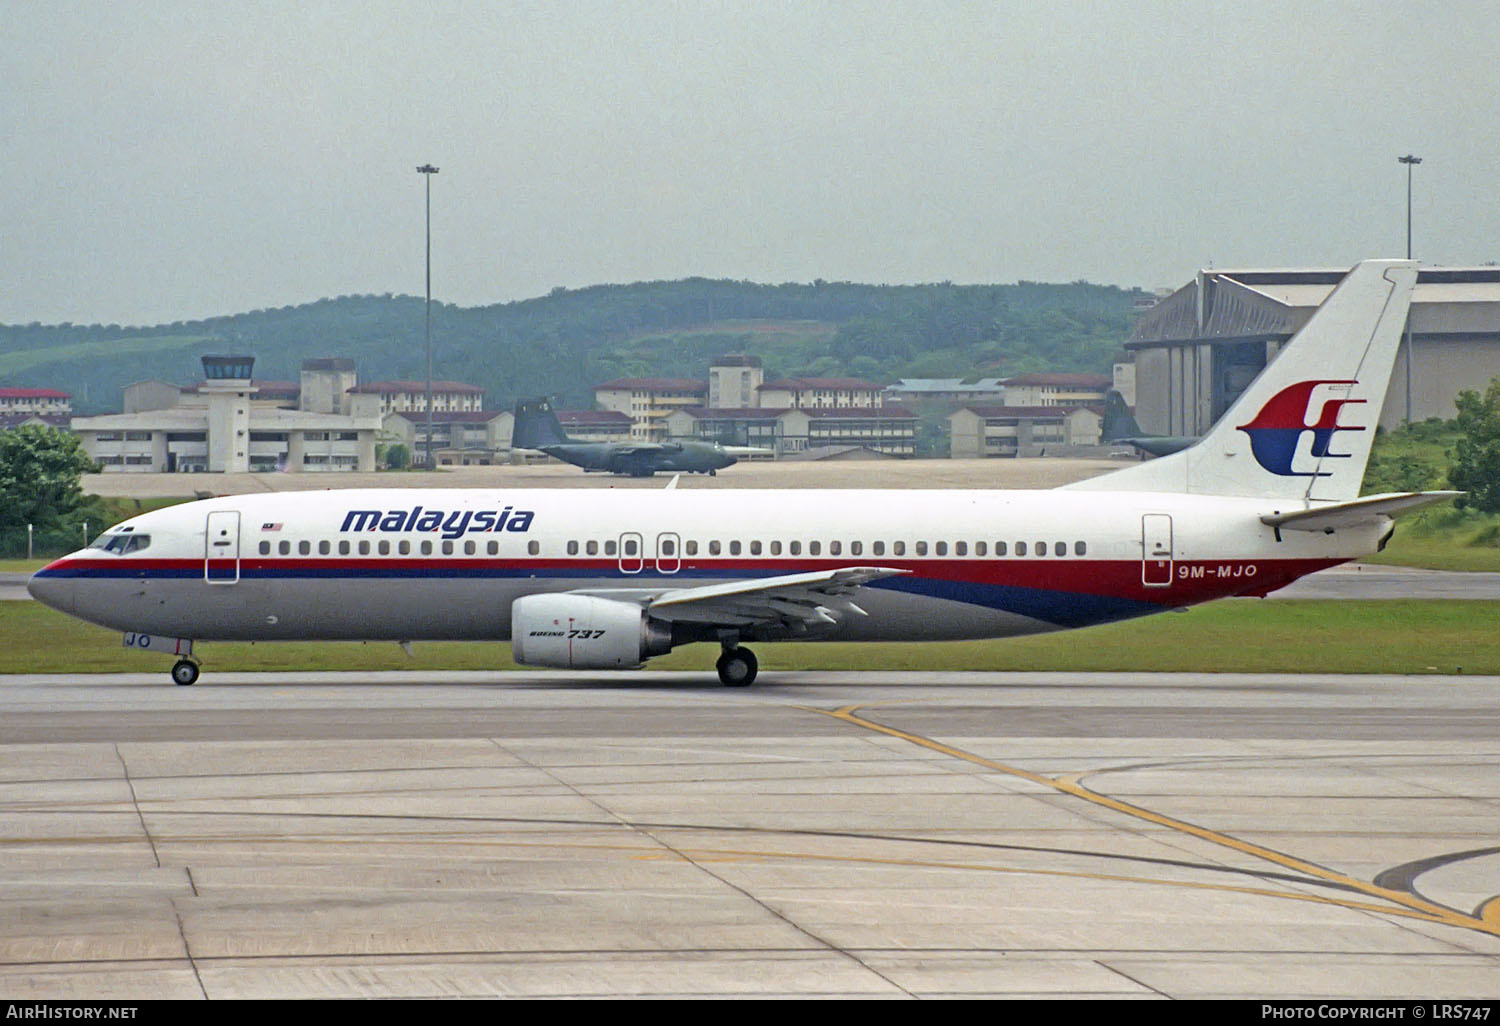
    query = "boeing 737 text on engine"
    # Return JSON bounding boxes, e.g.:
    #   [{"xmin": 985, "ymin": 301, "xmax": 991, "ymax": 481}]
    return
[{"xmin": 30, "ymin": 261, "xmax": 1456, "ymax": 687}]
